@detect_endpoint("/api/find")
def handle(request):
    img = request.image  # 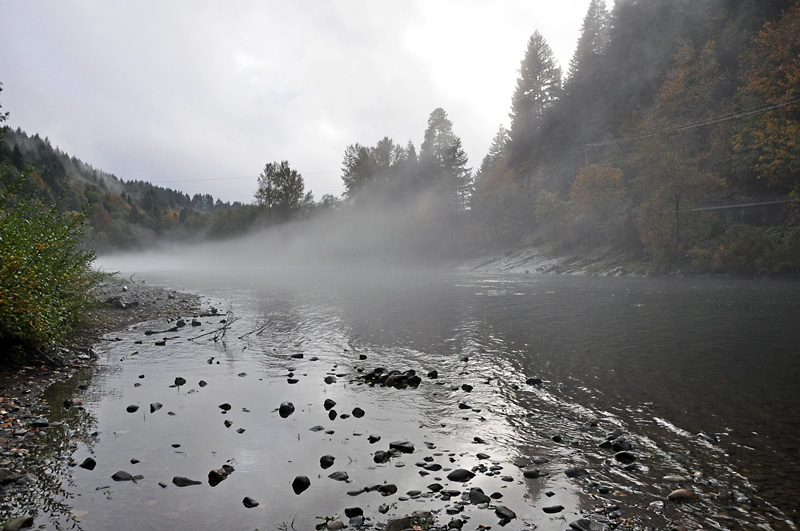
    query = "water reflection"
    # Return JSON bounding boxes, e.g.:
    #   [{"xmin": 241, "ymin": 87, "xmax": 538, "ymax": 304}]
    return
[{"xmin": 10, "ymin": 268, "xmax": 800, "ymax": 528}]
